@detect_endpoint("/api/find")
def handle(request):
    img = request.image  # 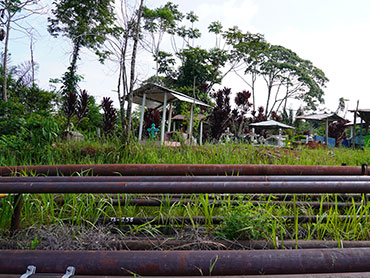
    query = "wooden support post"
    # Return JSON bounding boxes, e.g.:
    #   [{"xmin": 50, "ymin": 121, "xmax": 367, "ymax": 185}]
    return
[
  {"xmin": 167, "ymin": 103, "xmax": 172, "ymax": 133},
  {"xmin": 200, "ymin": 121, "xmax": 203, "ymax": 145},
  {"xmin": 278, "ymin": 128, "xmax": 282, "ymax": 146},
  {"xmin": 188, "ymin": 102, "xmax": 194, "ymax": 145},
  {"xmin": 353, "ymin": 100, "xmax": 359, "ymax": 148},
  {"xmin": 160, "ymin": 93, "xmax": 167, "ymax": 144},
  {"xmin": 325, "ymin": 119, "xmax": 329, "ymax": 146},
  {"xmin": 138, "ymin": 93, "xmax": 146, "ymax": 141}
]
